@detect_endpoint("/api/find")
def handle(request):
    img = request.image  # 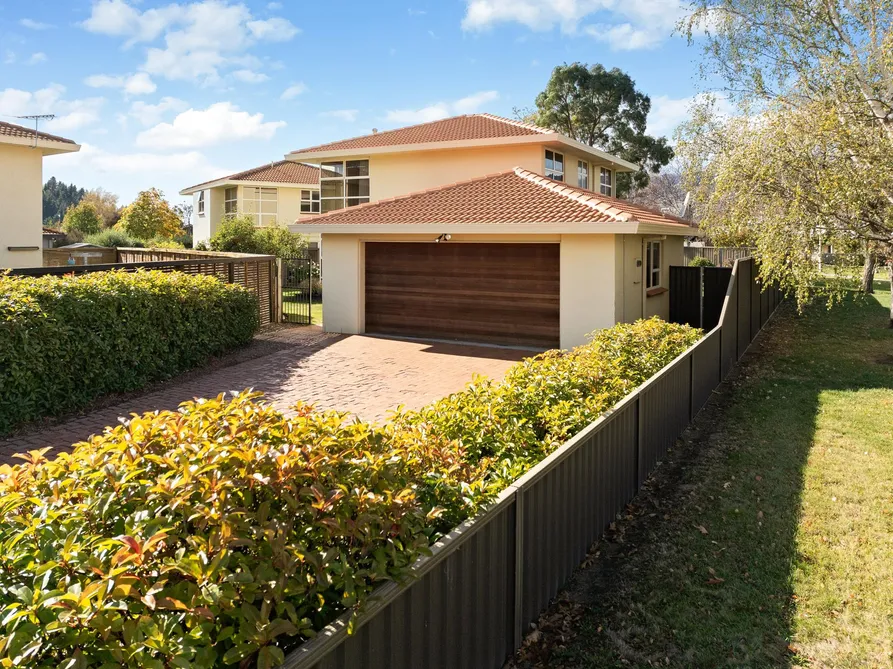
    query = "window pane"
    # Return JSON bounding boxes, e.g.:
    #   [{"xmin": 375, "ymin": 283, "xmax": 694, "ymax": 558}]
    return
[
  {"xmin": 346, "ymin": 178, "xmax": 370, "ymax": 197},
  {"xmin": 301, "ymin": 190, "xmax": 310, "ymax": 201},
  {"xmin": 261, "ymin": 188, "xmax": 277, "ymax": 200},
  {"xmin": 346, "ymin": 160, "xmax": 369, "ymax": 177},
  {"xmin": 545, "ymin": 150, "xmax": 554, "ymax": 171},
  {"xmin": 652, "ymin": 243, "xmax": 660, "ymax": 269},
  {"xmin": 321, "ymin": 180, "xmax": 344, "ymax": 198},
  {"xmin": 311, "ymin": 191, "xmax": 320, "ymax": 202},
  {"xmin": 300, "ymin": 202, "xmax": 311, "ymax": 213},
  {"xmin": 321, "ymin": 199, "xmax": 344, "ymax": 213},
  {"xmin": 242, "ymin": 199, "xmax": 257, "ymax": 214},
  {"xmin": 261, "ymin": 200, "xmax": 277, "ymax": 214},
  {"xmin": 321, "ymin": 162, "xmax": 344, "ymax": 177},
  {"xmin": 346, "ymin": 197, "xmax": 369, "ymax": 207},
  {"xmin": 554, "ymin": 152, "xmax": 564, "ymax": 171}
]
